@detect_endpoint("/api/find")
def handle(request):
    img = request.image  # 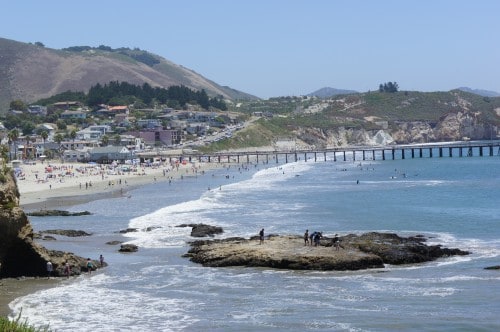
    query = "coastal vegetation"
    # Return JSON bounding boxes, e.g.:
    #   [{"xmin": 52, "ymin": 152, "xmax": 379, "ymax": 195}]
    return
[{"xmin": 0, "ymin": 314, "xmax": 50, "ymax": 331}]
